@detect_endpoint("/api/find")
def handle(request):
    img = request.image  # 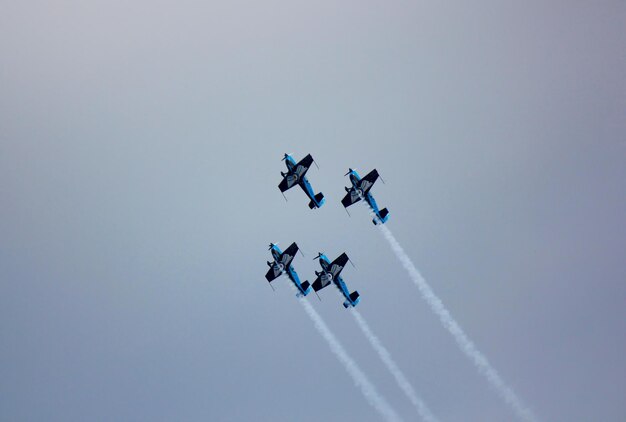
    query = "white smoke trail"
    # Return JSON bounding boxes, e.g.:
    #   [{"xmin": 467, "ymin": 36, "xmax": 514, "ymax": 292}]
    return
[
  {"xmin": 377, "ymin": 223, "xmax": 538, "ymax": 422},
  {"xmin": 298, "ymin": 297, "xmax": 404, "ymax": 422},
  {"xmin": 351, "ymin": 309, "xmax": 439, "ymax": 422}
]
